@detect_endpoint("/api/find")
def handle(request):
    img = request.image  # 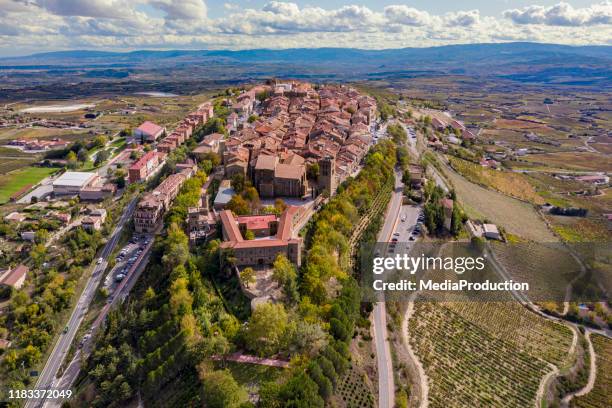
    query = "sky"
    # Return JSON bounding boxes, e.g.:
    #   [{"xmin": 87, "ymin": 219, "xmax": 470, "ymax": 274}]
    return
[{"xmin": 0, "ymin": 1, "xmax": 610, "ymax": 57}]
